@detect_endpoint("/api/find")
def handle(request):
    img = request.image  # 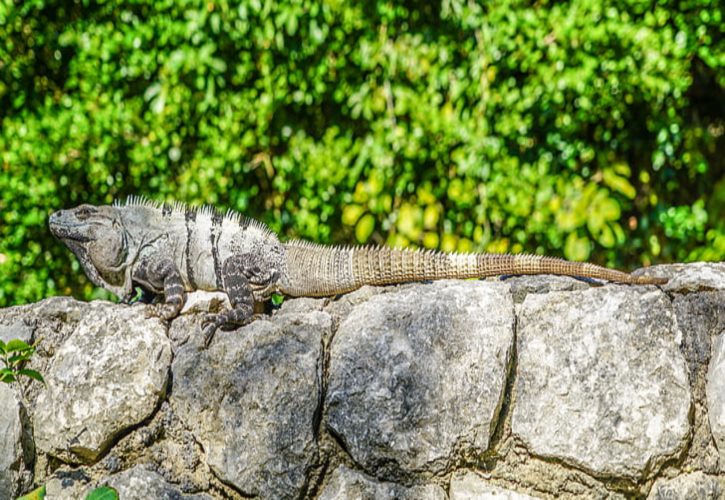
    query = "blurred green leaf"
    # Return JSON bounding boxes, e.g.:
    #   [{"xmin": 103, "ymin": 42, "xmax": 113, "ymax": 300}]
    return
[
  {"xmin": 0, "ymin": 0, "xmax": 722, "ymax": 308},
  {"xmin": 564, "ymin": 233, "xmax": 591, "ymax": 262},
  {"xmin": 85, "ymin": 486, "xmax": 119, "ymax": 500},
  {"xmin": 17, "ymin": 368, "xmax": 45, "ymax": 383},
  {"xmin": 355, "ymin": 214, "xmax": 376, "ymax": 243},
  {"xmin": 17, "ymin": 485, "xmax": 46, "ymax": 500},
  {"xmin": 0, "ymin": 368, "xmax": 17, "ymax": 383},
  {"xmin": 5, "ymin": 339, "xmax": 32, "ymax": 352}
]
